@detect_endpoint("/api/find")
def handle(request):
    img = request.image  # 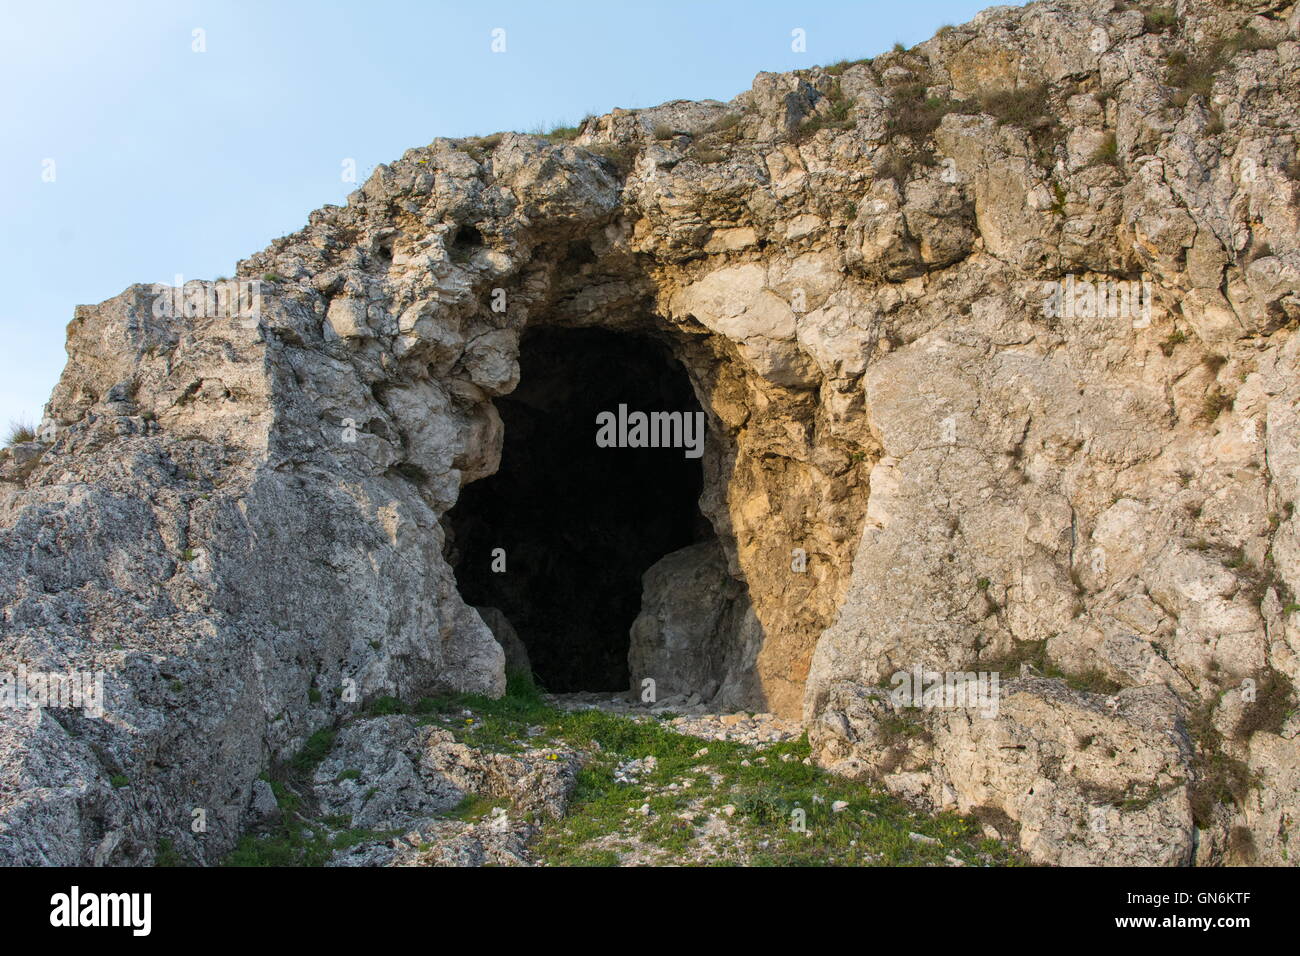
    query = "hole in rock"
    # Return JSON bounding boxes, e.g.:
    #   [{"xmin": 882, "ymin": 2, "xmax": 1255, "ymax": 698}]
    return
[{"xmin": 447, "ymin": 327, "xmax": 712, "ymax": 692}]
